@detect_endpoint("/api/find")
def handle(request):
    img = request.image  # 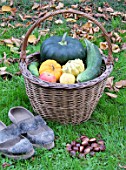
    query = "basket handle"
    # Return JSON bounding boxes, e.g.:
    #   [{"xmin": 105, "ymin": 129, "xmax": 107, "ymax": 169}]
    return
[{"xmin": 20, "ymin": 9, "xmax": 113, "ymax": 64}]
